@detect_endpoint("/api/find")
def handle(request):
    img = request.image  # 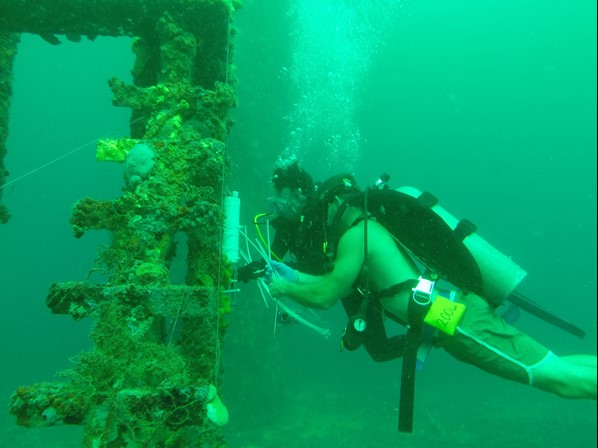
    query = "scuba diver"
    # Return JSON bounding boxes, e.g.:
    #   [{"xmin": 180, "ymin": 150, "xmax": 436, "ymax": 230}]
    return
[
  {"xmin": 237, "ymin": 163, "xmax": 407, "ymax": 359},
  {"xmin": 236, "ymin": 161, "xmax": 326, "ymax": 282},
  {"xmin": 235, "ymin": 161, "xmax": 330, "ymax": 332},
  {"xmin": 267, "ymin": 173, "xmax": 596, "ymax": 432}
]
